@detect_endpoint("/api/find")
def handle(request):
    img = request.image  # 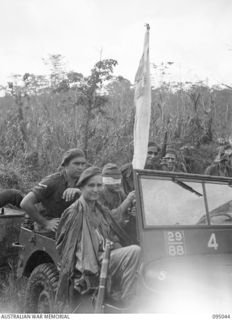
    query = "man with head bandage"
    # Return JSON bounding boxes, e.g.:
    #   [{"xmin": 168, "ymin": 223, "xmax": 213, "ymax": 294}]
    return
[{"xmin": 99, "ymin": 163, "xmax": 135, "ymax": 229}]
